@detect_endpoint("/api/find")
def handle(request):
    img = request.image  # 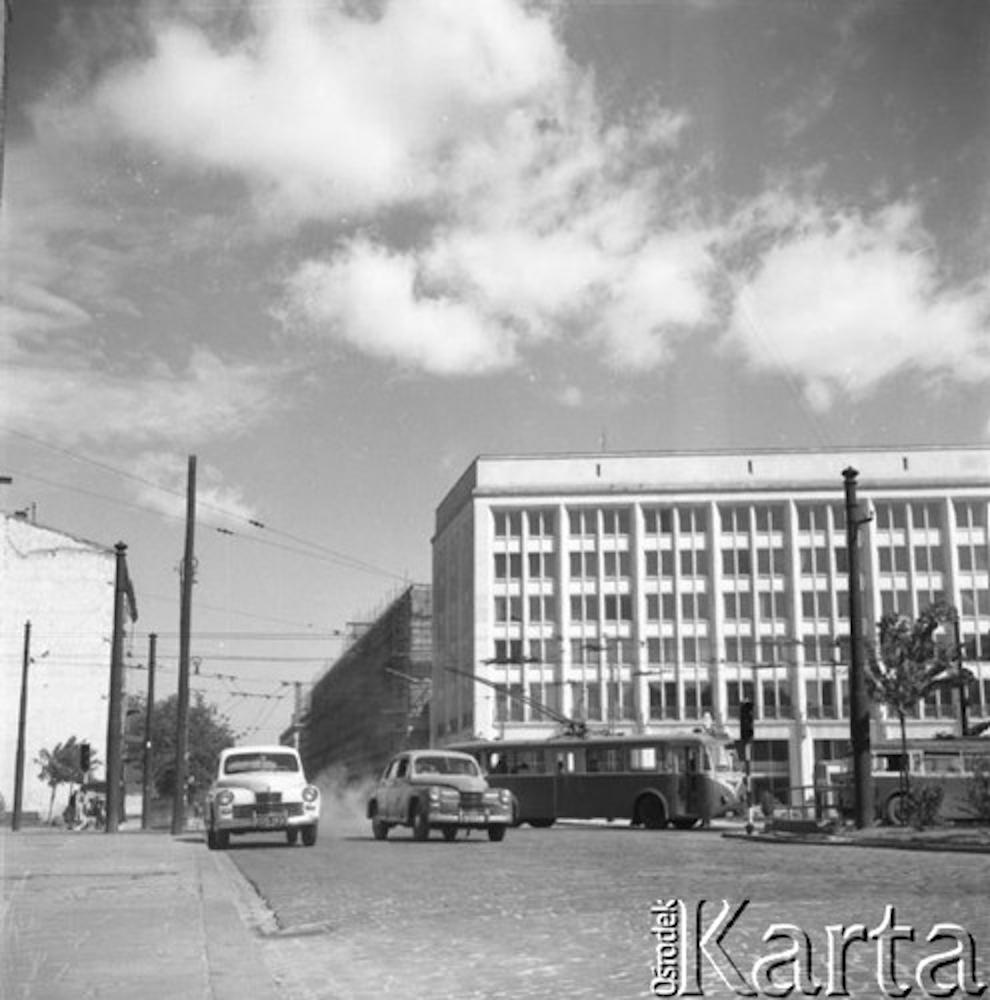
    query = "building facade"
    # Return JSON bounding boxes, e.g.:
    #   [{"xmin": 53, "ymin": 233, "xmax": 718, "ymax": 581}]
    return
[
  {"xmin": 301, "ymin": 584, "xmax": 432, "ymax": 783},
  {"xmin": 0, "ymin": 514, "xmax": 117, "ymax": 820},
  {"xmin": 431, "ymin": 447, "xmax": 990, "ymax": 800}
]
